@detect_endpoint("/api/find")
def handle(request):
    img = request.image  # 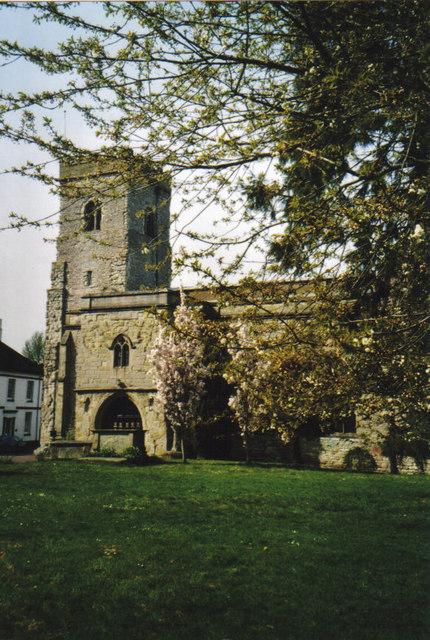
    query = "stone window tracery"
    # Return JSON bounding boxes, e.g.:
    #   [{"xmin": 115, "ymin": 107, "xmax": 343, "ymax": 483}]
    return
[
  {"xmin": 112, "ymin": 335, "xmax": 130, "ymax": 368},
  {"xmin": 83, "ymin": 200, "xmax": 102, "ymax": 231}
]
